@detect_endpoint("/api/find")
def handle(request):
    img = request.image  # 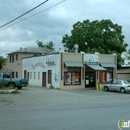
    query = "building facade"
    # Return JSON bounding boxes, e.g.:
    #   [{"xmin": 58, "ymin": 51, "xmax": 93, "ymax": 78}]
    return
[
  {"xmin": 22, "ymin": 52, "xmax": 117, "ymax": 90},
  {"xmin": 0, "ymin": 47, "xmax": 55, "ymax": 78}
]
